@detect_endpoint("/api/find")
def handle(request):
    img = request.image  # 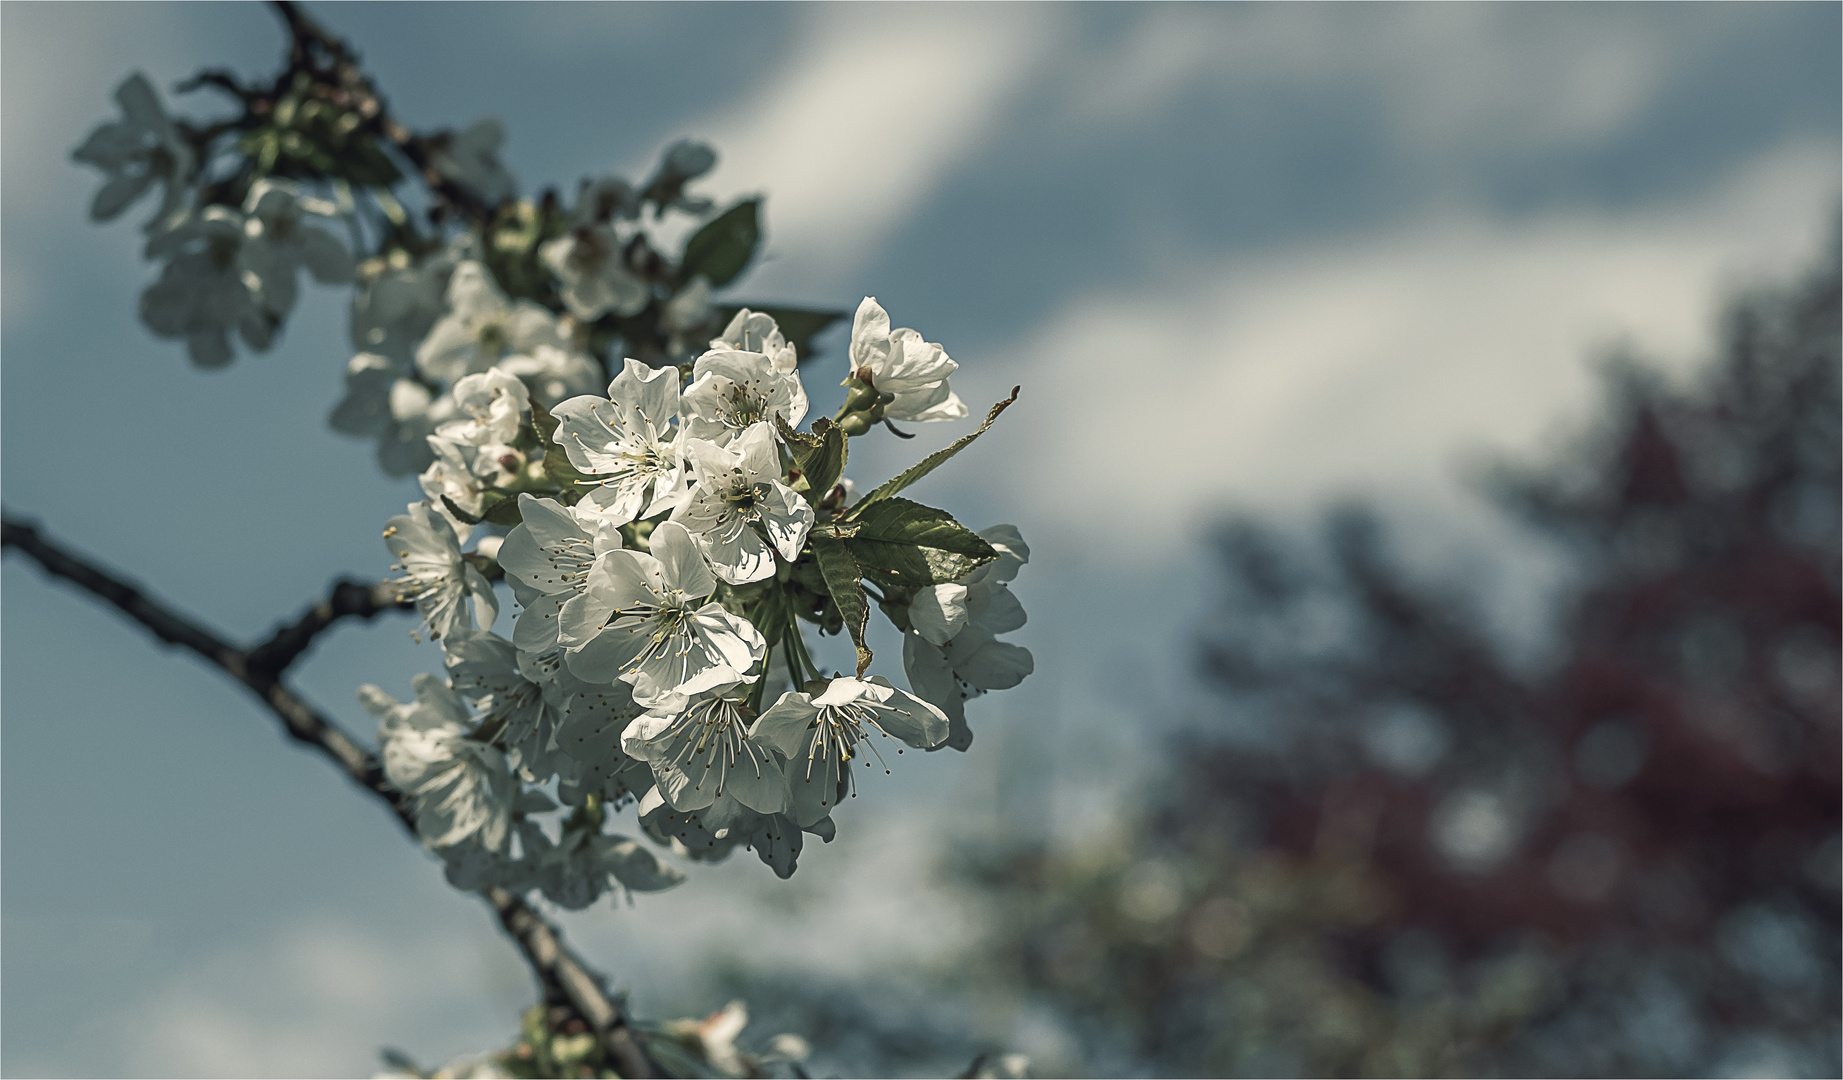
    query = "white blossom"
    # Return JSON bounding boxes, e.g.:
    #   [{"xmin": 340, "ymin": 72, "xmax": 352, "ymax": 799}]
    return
[
  {"xmin": 383, "ymin": 500, "xmax": 498, "ymax": 641},
  {"xmin": 330, "ymin": 352, "xmax": 445, "ymax": 475},
  {"xmin": 903, "ymin": 525, "xmax": 1033, "ymax": 750},
  {"xmin": 419, "ymin": 435, "xmax": 519, "ymax": 536},
  {"xmin": 637, "ymin": 784, "xmax": 748, "ymax": 862},
  {"xmin": 437, "ymin": 368, "xmax": 529, "ymax": 446},
  {"xmin": 138, "ymin": 205, "xmax": 263, "ymax": 368},
  {"xmin": 72, "ymin": 72, "xmax": 194, "ymax": 226},
  {"xmin": 495, "ymin": 342, "xmax": 604, "ymax": 410},
  {"xmin": 712, "ymin": 308, "xmax": 798, "ymax": 369},
  {"xmin": 525, "ymin": 817, "xmax": 684, "ymax": 910},
  {"xmin": 755, "ymin": 676, "xmax": 949, "ymax": 827},
  {"xmin": 361, "ymin": 673, "xmax": 515, "ymax": 851},
  {"xmin": 556, "ymin": 521, "xmax": 766, "ymax": 705},
  {"xmin": 348, "ymin": 241, "xmax": 472, "ymax": 363},
  {"xmin": 441, "ymin": 631, "xmax": 554, "ymax": 777},
  {"xmin": 540, "ymin": 224, "xmax": 648, "ymax": 322},
  {"xmin": 430, "ymin": 117, "xmax": 517, "ymax": 205},
  {"xmin": 666, "ymin": 1001, "xmax": 750, "ymax": 1079},
  {"xmin": 681, "ymin": 344, "xmax": 807, "ymax": 447},
  {"xmin": 622, "ymin": 683, "xmax": 788, "ymax": 818},
  {"xmin": 498, "ymin": 494, "xmax": 628, "ymax": 654},
  {"xmin": 415, "ymin": 261, "xmax": 570, "ymax": 383},
  {"xmin": 575, "ymin": 175, "xmax": 641, "ymax": 223},
  {"xmin": 554, "ymin": 677, "xmax": 654, "ymax": 800},
  {"xmin": 550, "ymin": 358, "xmax": 686, "ymax": 521},
  {"xmin": 661, "ymin": 275, "xmax": 713, "ymax": 356},
  {"xmin": 848, "ymin": 296, "xmax": 968, "ymax": 423},
  {"xmin": 673, "ymin": 425, "xmax": 814, "ymax": 586},
  {"xmin": 236, "ymin": 179, "xmax": 353, "ymax": 323},
  {"xmin": 333, "ymin": 242, "xmax": 474, "ymax": 475},
  {"xmin": 647, "ymin": 139, "xmax": 717, "ymax": 215}
]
